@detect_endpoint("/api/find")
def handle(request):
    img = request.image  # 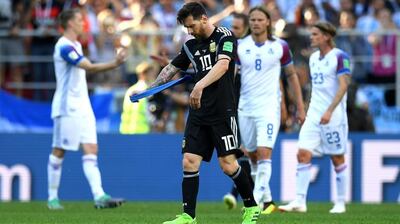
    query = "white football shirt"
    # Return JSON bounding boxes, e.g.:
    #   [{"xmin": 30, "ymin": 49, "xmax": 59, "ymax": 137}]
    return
[
  {"xmin": 307, "ymin": 48, "xmax": 351, "ymax": 125},
  {"xmin": 51, "ymin": 36, "xmax": 93, "ymax": 118},
  {"xmin": 237, "ymin": 35, "xmax": 292, "ymax": 116}
]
